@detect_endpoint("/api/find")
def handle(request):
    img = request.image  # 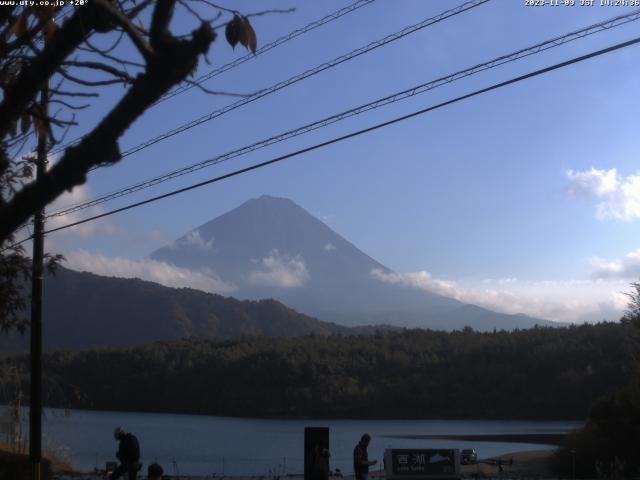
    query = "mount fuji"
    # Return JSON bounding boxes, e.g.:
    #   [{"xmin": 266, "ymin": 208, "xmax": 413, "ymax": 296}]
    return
[{"xmin": 151, "ymin": 195, "xmax": 554, "ymax": 330}]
